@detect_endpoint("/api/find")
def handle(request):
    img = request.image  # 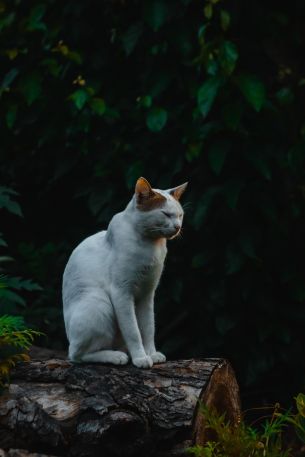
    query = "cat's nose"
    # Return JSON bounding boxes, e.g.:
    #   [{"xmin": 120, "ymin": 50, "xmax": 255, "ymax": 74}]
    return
[{"xmin": 174, "ymin": 224, "xmax": 180, "ymax": 232}]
